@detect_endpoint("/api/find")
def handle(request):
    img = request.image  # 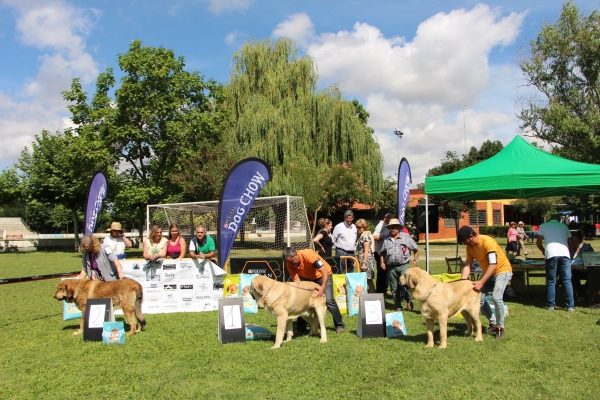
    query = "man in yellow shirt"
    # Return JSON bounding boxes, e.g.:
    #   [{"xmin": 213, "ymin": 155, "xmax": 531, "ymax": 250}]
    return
[{"xmin": 457, "ymin": 226, "xmax": 513, "ymax": 339}]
